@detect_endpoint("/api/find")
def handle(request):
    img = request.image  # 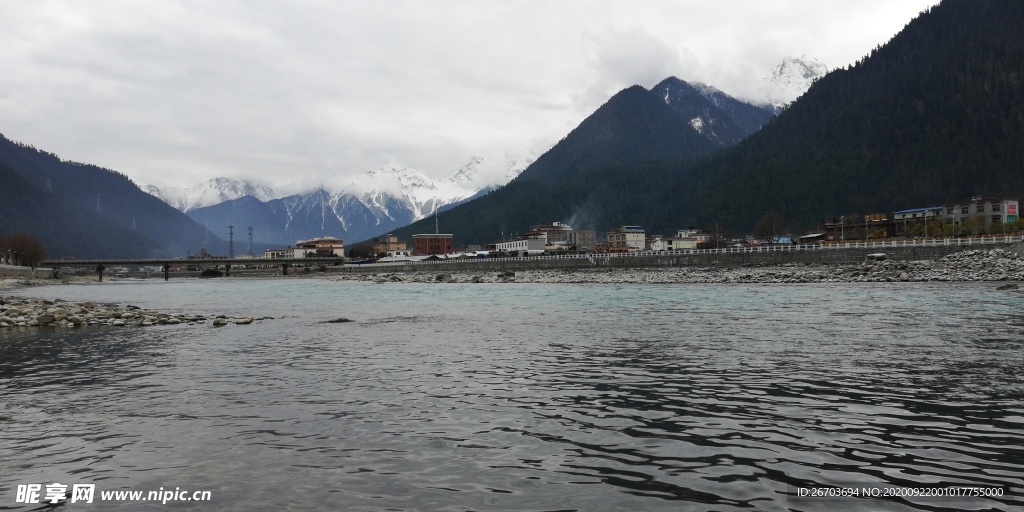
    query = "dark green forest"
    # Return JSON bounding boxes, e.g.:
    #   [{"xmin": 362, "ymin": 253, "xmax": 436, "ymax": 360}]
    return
[{"xmin": 693, "ymin": 0, "xmax": 1024, "ymax": 234}]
